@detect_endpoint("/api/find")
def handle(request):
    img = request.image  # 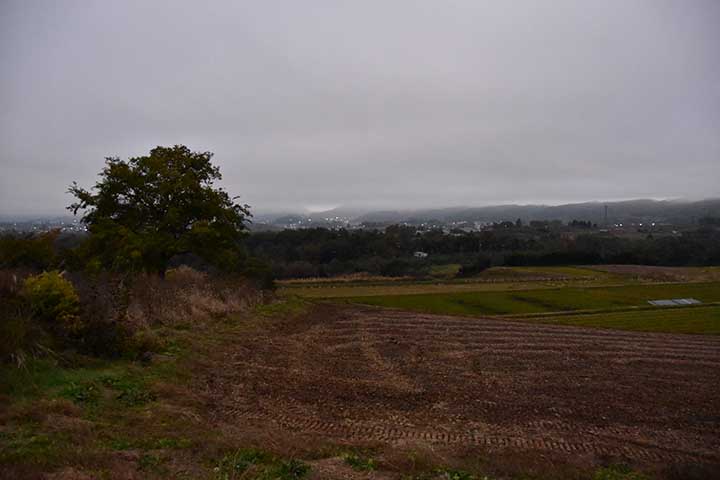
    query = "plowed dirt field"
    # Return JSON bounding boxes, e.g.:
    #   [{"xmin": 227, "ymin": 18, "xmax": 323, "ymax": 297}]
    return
[{"xmin": 206, "ymin": 304, "xmax": 720, "ymax": 470}]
